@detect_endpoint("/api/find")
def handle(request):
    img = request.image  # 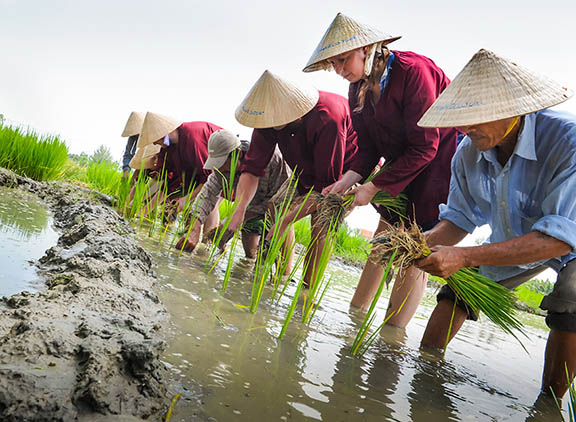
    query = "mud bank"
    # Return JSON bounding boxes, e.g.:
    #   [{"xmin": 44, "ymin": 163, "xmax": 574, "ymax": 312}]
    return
[{"xmin": 0, "ymin": 169, "xmax": 171, "ymax": 421}]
